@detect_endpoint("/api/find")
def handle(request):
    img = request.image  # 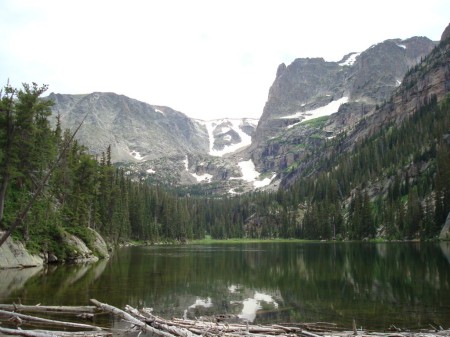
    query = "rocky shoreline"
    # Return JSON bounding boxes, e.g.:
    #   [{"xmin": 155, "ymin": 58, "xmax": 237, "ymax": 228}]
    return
[{"xmin": 0, "ymin": 229, "xmax": 109, "ymax": 269}]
